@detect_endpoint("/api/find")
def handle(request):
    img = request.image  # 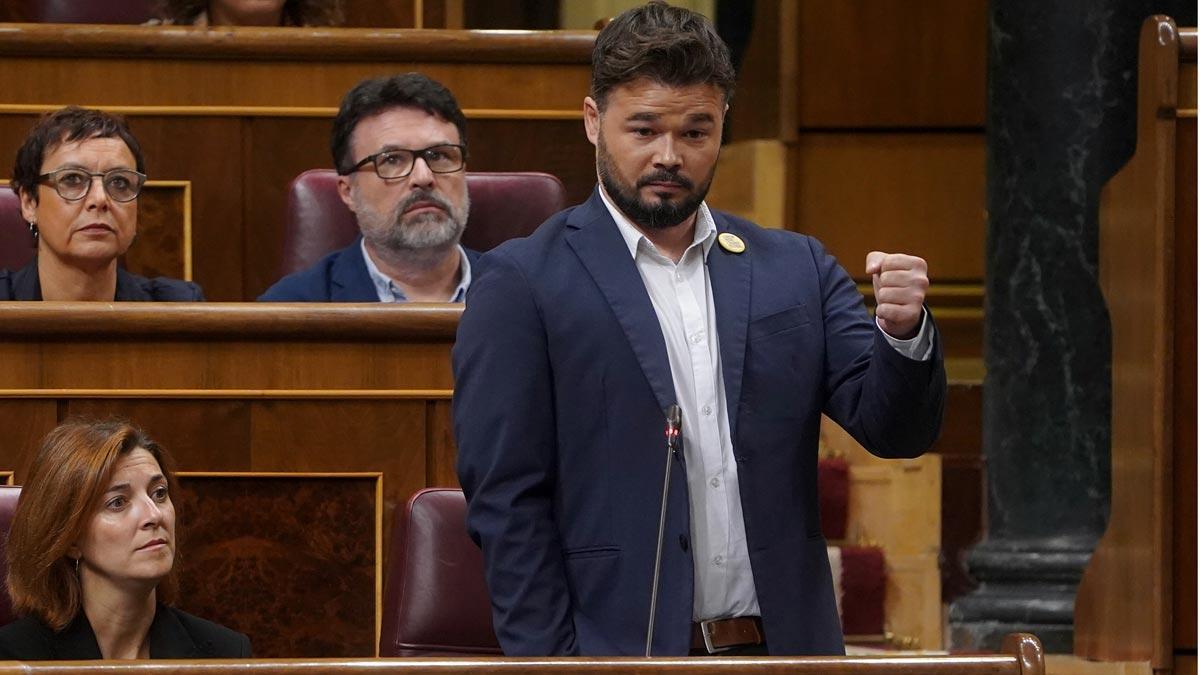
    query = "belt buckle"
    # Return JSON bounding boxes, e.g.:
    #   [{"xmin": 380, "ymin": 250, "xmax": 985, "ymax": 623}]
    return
[{"xmin": 700, "ymin": 618, "xmax": 733, "ymax": 654}]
